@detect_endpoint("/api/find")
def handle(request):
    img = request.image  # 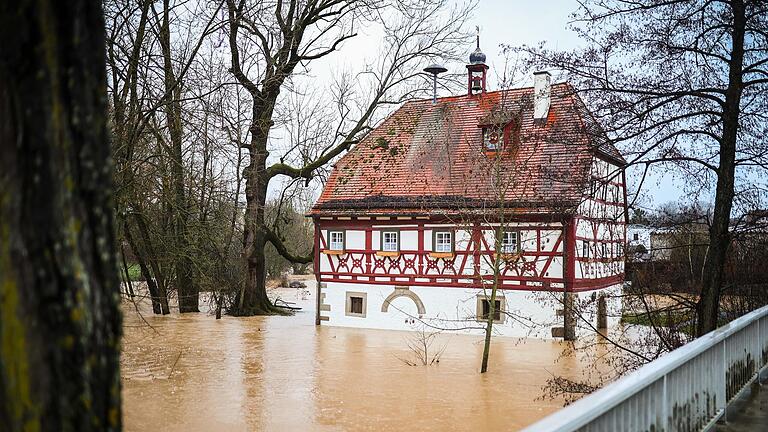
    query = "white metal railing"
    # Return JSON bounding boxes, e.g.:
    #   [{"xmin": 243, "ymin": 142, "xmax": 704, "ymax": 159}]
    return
[{"xmin": 523, "ymin": 305, "xmax": 768, "ymax": 432}]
